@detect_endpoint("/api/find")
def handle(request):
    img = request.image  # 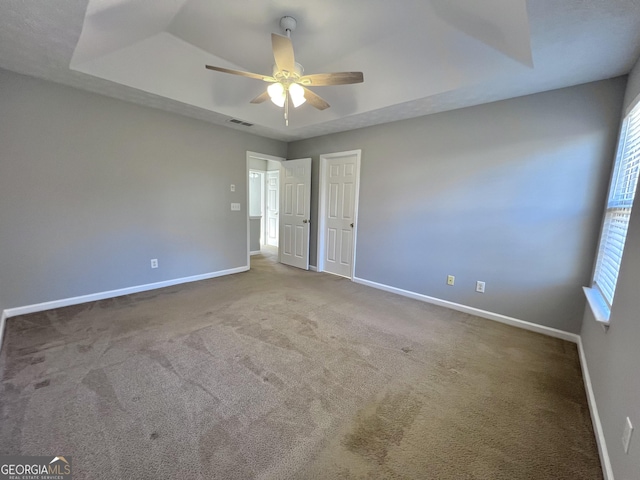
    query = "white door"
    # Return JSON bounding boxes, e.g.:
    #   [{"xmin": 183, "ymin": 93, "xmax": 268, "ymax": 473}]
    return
[
  {"xmin": 280, "ymin": 158, "xmax": 311, "ymax": 270},
  {"xmin": 319, "ymin": 150, "xmax": 361, "ymax": 278},
  {"xmin": 266, "ymin": 170, "xmax": 279, "ymax": 247}
]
